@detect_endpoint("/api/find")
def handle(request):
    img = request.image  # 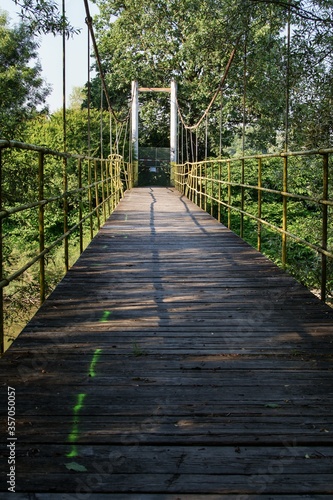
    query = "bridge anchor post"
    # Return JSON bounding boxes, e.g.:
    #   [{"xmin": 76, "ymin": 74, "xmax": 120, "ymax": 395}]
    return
[
  {"xmin": 131, "ymin": 80, "xmax": 139, "ymax": 186},
  {"xmin": 170, "ymin": 79, "xmax": 178, "ymax": 187}
]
